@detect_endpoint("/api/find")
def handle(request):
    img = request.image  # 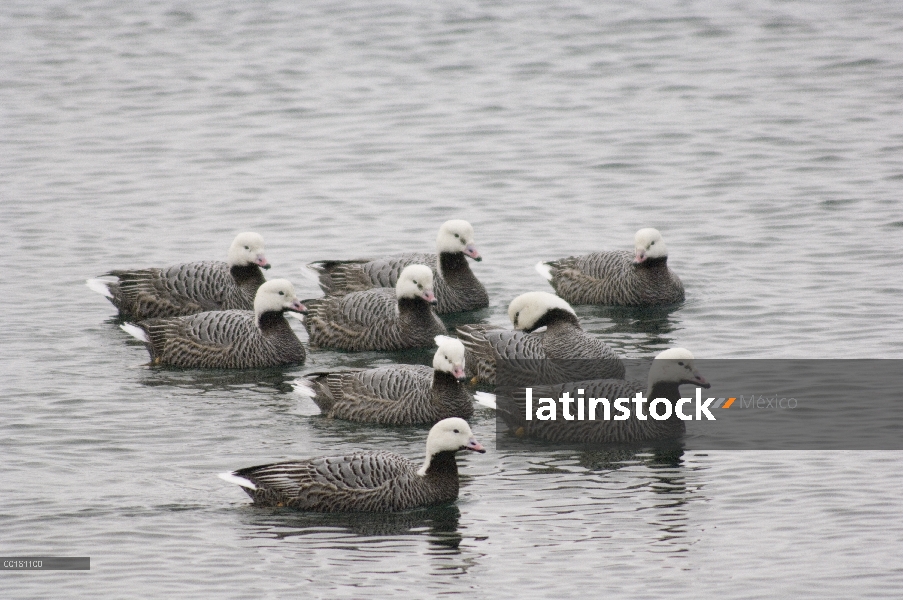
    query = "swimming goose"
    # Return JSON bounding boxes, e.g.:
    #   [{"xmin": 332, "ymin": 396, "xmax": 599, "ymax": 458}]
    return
[
  {"xmin": 536, "ymin": 228, "xmax": 684, "ymax": 306},
  {"xmin": 120, "ymin": 279, "xmax": 306, "ymax": 368},
  {"xmin": 456, "ymin": 291, "xmax": 624, "ymax": 385},
  {"xmin": 295, "ymin": 336, "xmax": 473, "ymax": 425},
  {"xmin": 306, "ymin": 220, "xmax": 488, "ymax": 314},
  {"xmin": 219, "ymin": 417, "xmax": 485, "ymax": 512},
  {"xmin": 87, "ymin": 232, "xmax": 271, "ymax": 319},
  {"xmin": 303, "ymin": 264, "xmax": 447, "ymax": 351}
]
